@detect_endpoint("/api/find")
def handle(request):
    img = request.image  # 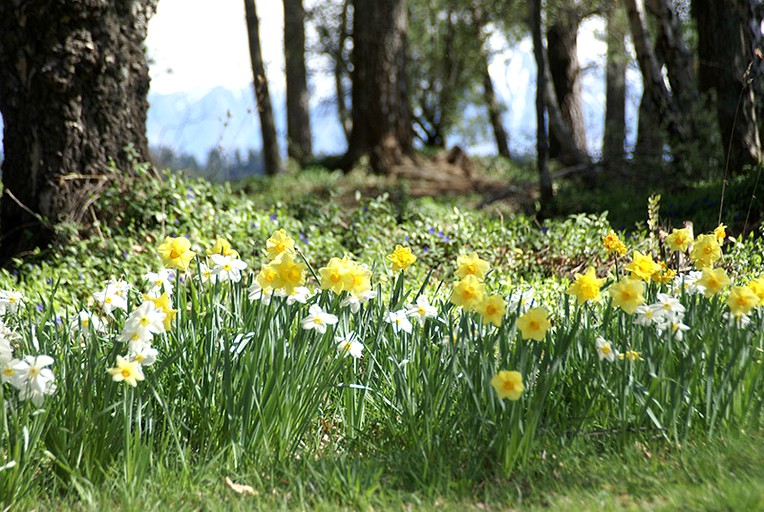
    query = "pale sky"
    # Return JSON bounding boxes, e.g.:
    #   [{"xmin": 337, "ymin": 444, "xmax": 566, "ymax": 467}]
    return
[{"xmin": 146, "ymin": 0, "xmax": 286, "ymax": 95}]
